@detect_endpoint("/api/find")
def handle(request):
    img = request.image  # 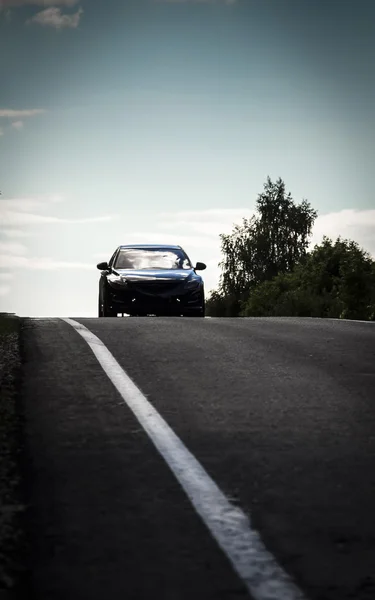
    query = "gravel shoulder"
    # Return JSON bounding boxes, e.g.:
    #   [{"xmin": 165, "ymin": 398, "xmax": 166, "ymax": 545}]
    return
[{"xmin": 0, "ymin": 314, "xmax": 27, "ymax": 598}]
